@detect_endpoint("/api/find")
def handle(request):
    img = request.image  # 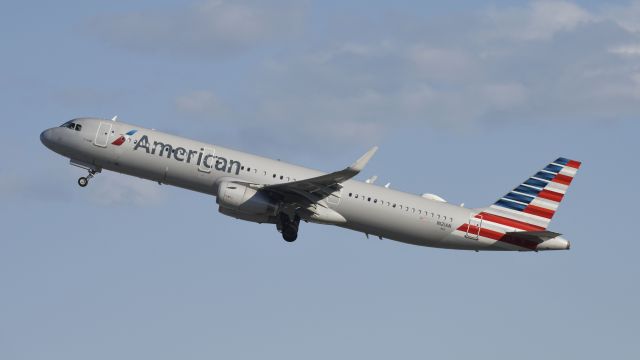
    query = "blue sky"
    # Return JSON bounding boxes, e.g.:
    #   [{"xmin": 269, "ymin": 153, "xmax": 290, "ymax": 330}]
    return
[{"xmin": 1, "ymin": 1, "xmax": 639, "ymax": 359}]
